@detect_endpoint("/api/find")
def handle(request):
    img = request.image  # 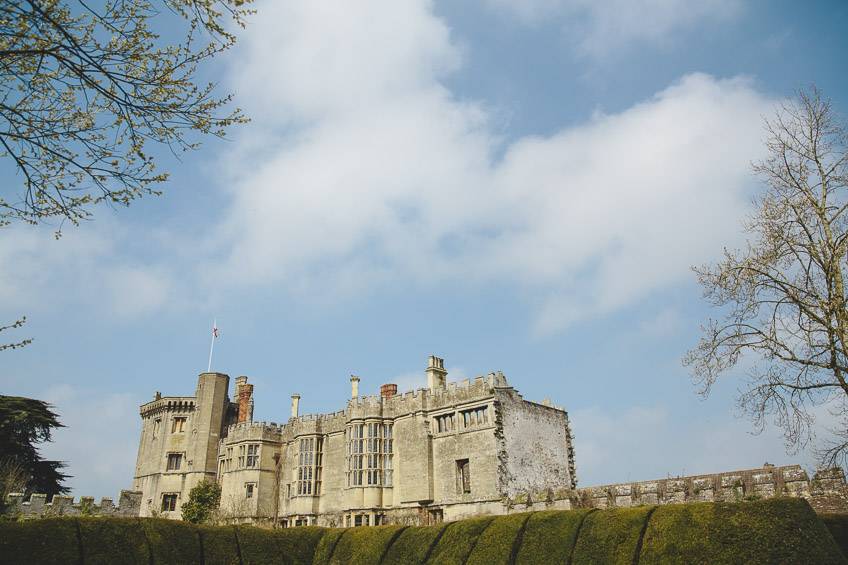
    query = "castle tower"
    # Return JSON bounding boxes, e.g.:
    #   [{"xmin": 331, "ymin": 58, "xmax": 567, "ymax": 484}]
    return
[{"xmin": 132, "ymin": 372, "xmax": 234, "ymax": 517}]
